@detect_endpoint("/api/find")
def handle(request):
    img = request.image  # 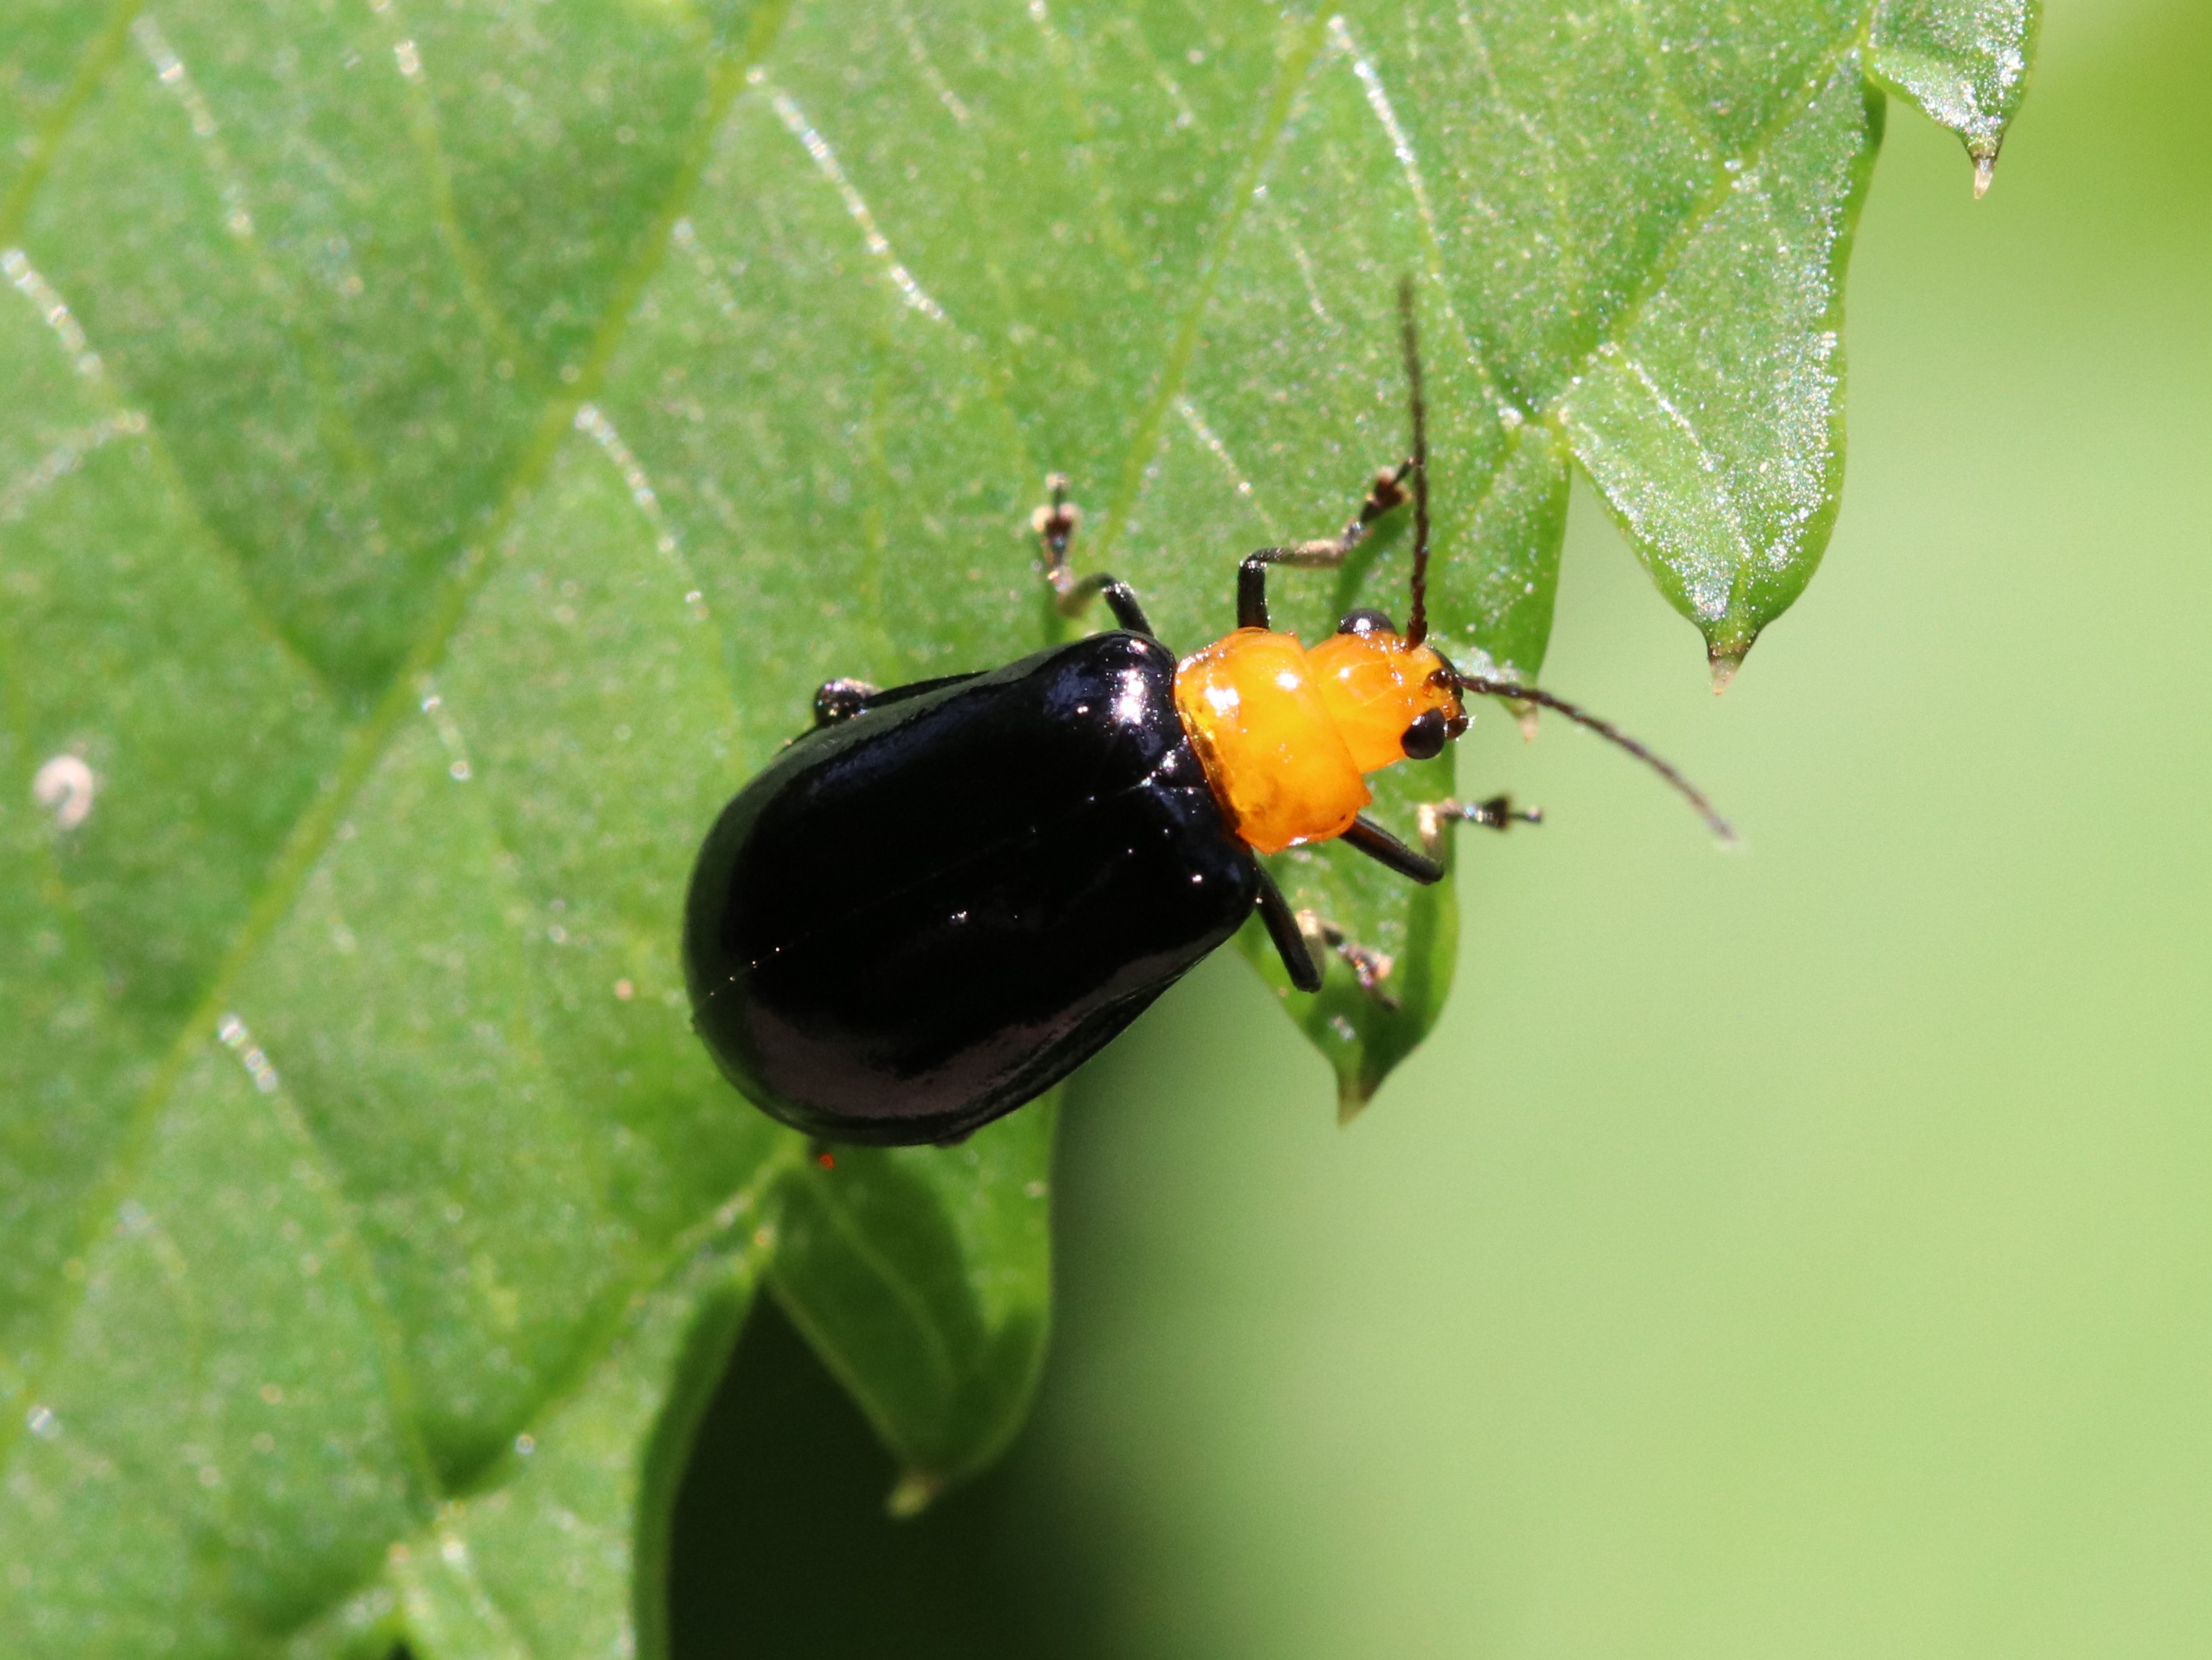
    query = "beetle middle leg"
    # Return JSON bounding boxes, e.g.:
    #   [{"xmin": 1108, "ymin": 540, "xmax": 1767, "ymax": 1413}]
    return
[
  {"xmin": 1414, "ymin": 794, "xmax": 1543, "ymax": 863},
  {"xmin": 1236, "ymin": 458, "xmax": 1413, "ymax": 631},
  {"xmin": 1341, "ymin": 812, "xmax": 1445, "ymax": 885},
  {"xmin": 812, "ymin": 678, "xmax": 880, "ymax": 727},
  {"xmin": 810, "ymin": 670, "xmax": 986, "ymax": 730},
  {"xmin": 1032, "ymin": 472, "xmax": 1155, "ymax": 636}
]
